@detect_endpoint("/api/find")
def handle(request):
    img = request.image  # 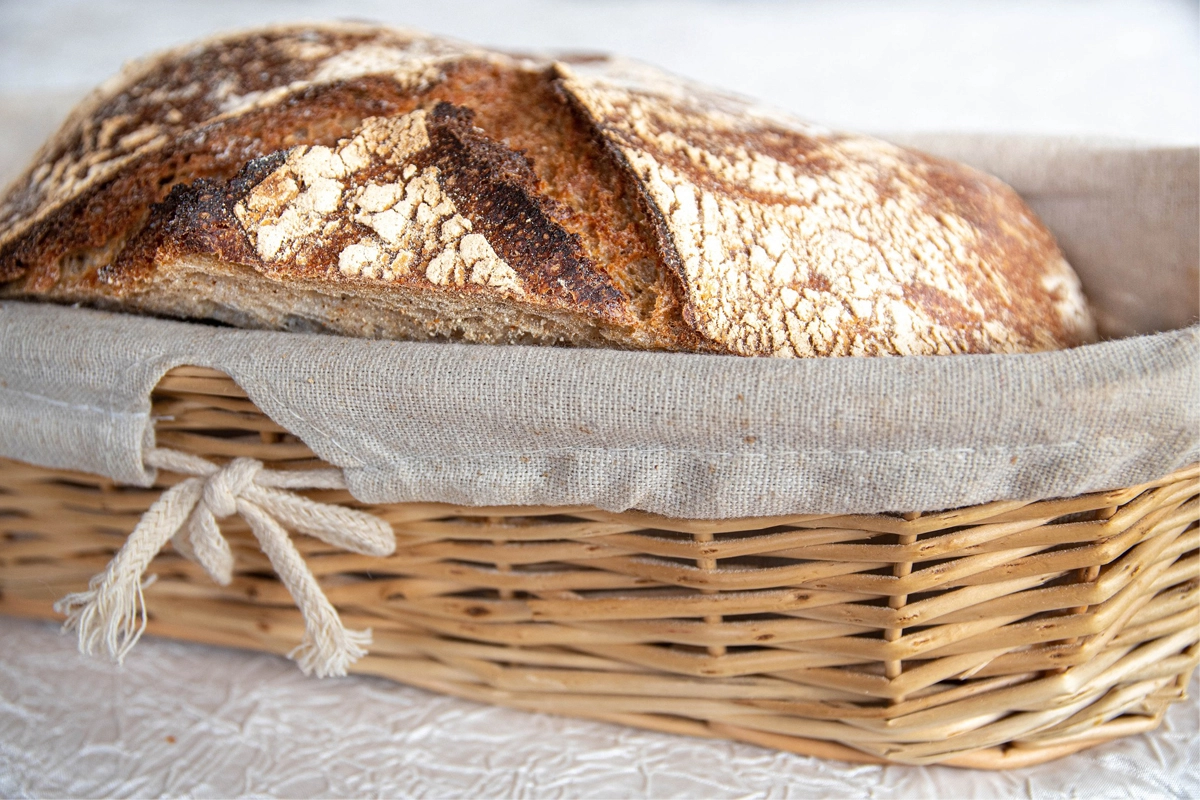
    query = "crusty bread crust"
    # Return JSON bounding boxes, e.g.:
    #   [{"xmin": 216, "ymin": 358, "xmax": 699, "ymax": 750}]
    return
[{"xmin": 0, "ymin": 22, "xmax": 1095, "ymax": 356}]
